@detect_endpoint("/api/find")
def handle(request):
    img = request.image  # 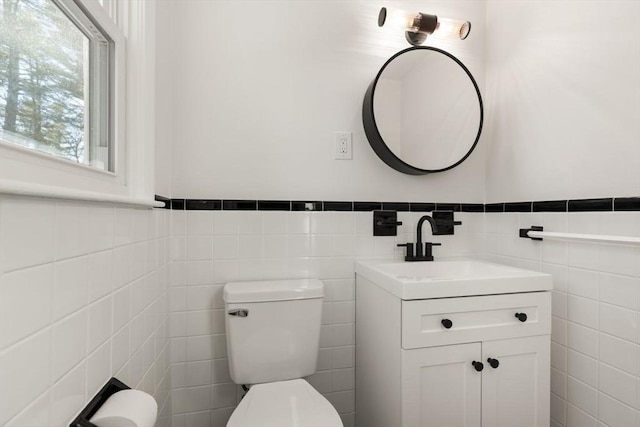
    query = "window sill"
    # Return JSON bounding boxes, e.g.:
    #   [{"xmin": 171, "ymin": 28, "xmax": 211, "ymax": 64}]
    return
[{"xmin": 0, "ymin": 179, "xmax": 164, "ymax": 208}]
